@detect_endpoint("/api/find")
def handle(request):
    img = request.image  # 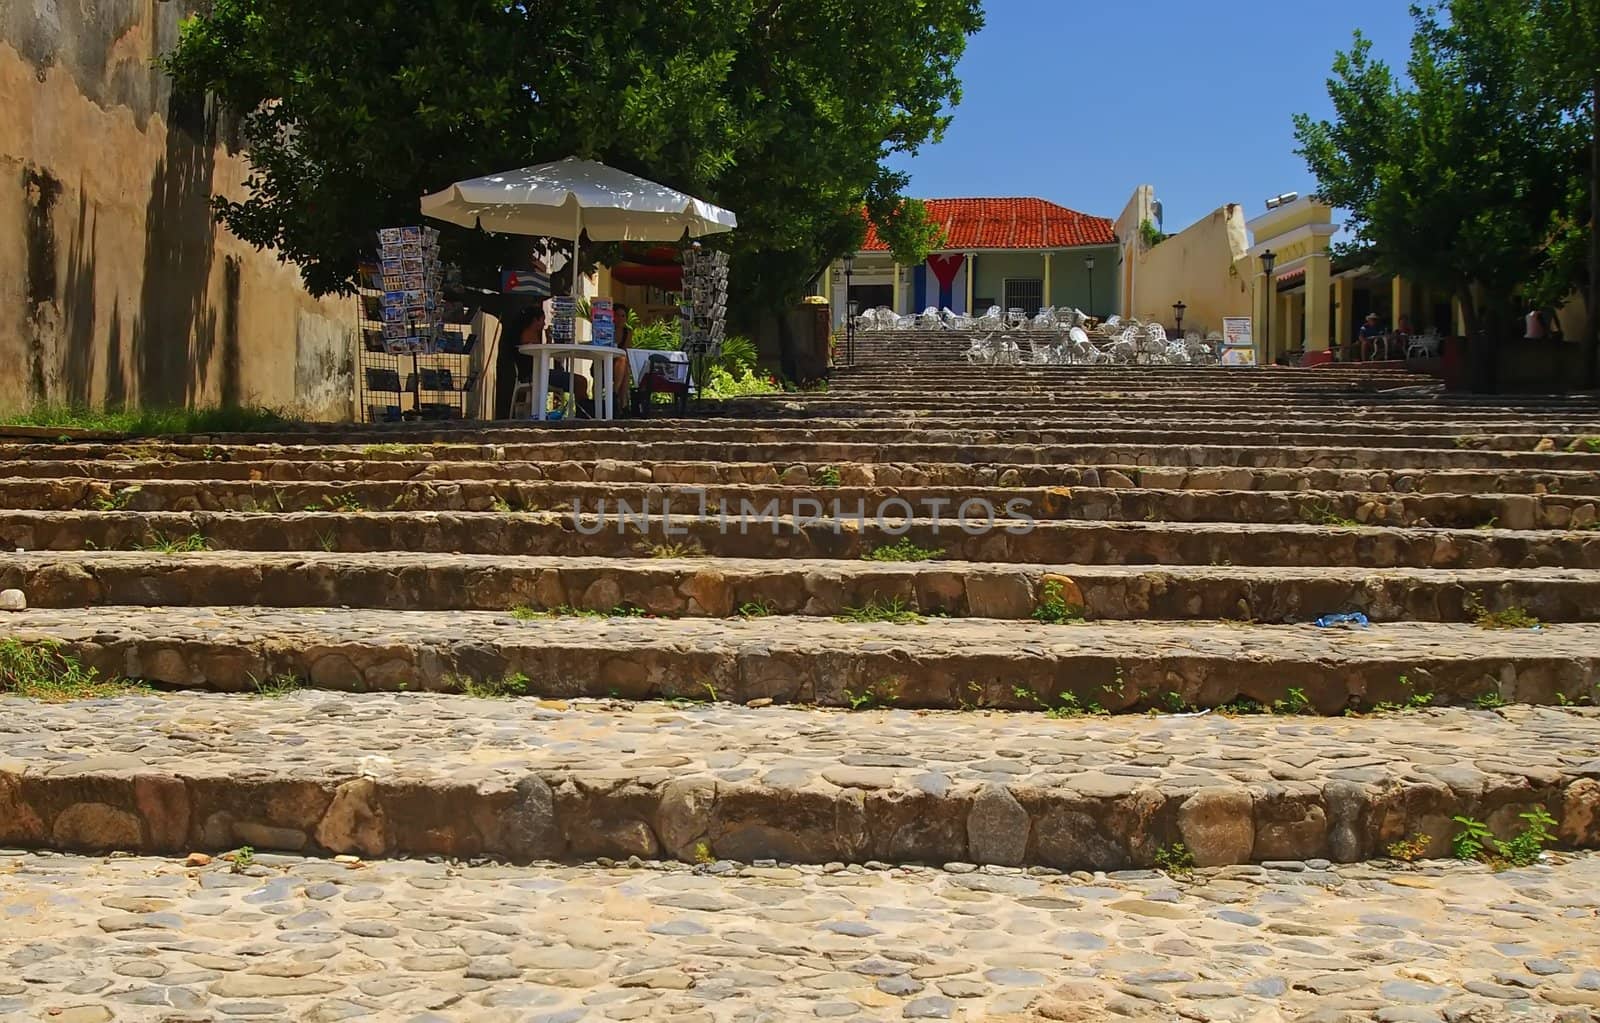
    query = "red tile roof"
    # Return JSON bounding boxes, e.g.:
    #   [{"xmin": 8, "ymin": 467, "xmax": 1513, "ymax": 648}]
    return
[{"xmin": 861, "ymin": 198, "xmax": 1116, "ymax": 252}]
